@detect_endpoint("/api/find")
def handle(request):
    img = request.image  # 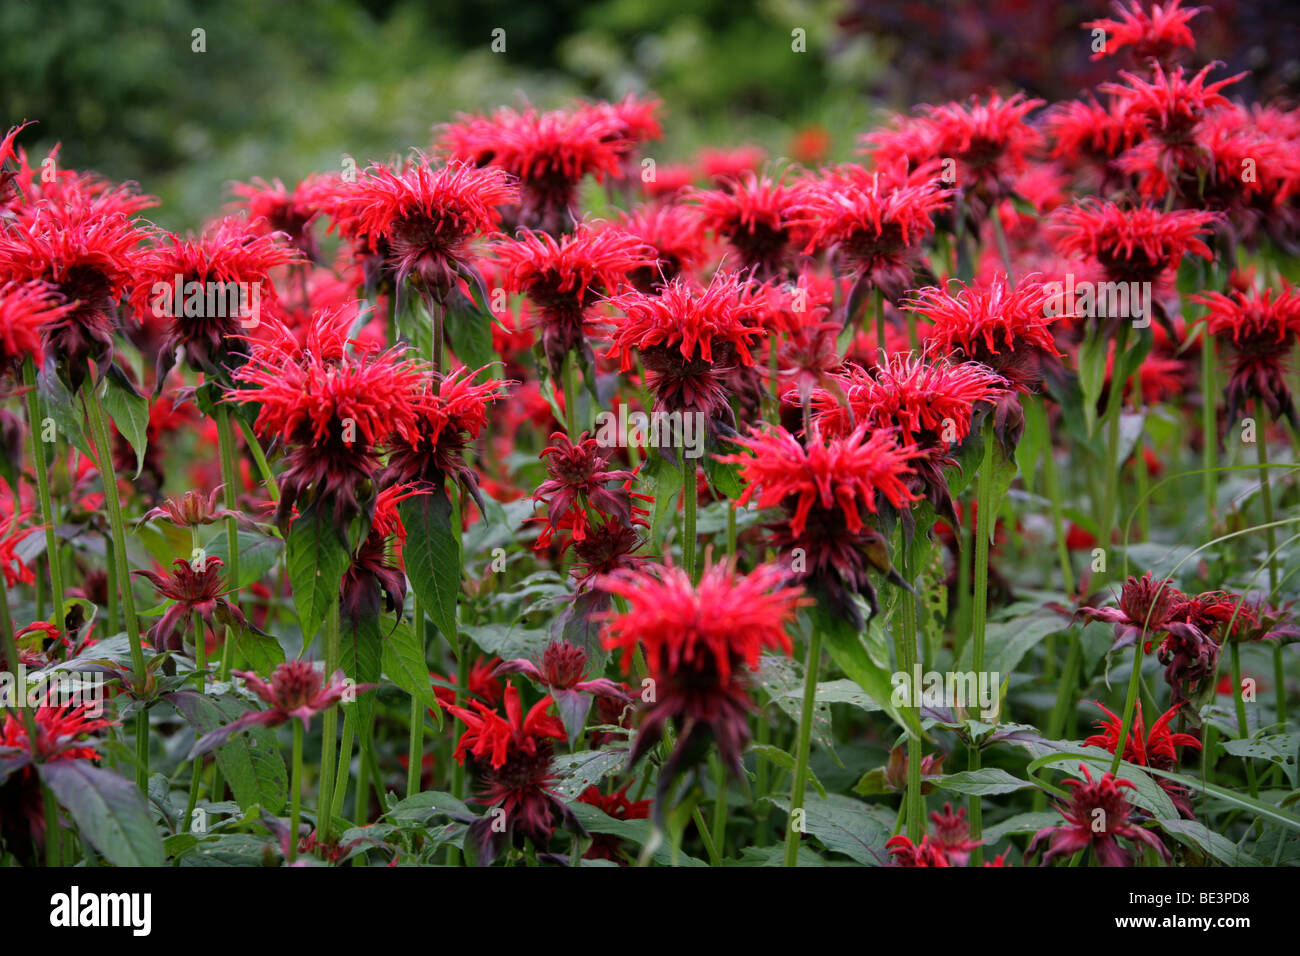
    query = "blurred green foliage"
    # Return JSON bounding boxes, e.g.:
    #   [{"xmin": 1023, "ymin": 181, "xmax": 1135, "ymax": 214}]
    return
[{"xmin": 3, "ymin": 0, "xmax": 881, "ymax": 230}]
